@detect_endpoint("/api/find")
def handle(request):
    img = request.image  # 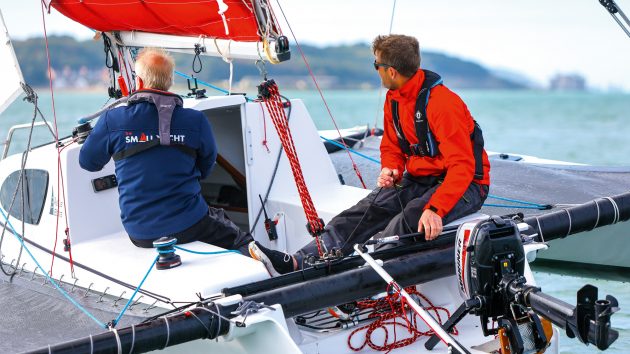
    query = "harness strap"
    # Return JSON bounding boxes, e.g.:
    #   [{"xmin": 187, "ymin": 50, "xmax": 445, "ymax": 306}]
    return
[
  {"xmin": 471, "ymin": 121, "xmax": 485, "ymax": 180},
  {"xmin": 112, "ymin": 140, "xmax": 196, "ymax": 162},
  {"xmin": 390, "ymin": 70, "xmax": 486, "ymax": 180},
  {"xmin": 410, "ymin": 70, "xmax": 442, "ymax": 157},
  {"xmin": 391, "ymin": 99, "xmax": 411, "ymax": 155},
  {"xmin": 112, "ymin": 90, "xmax": 197, "ymax": 162}
]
